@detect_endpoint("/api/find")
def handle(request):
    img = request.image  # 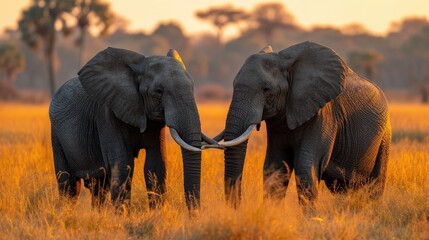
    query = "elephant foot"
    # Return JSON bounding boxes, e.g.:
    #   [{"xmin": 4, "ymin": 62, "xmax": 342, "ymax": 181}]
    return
[
  {"xmin": 148, "ymin": 193, "xmax": 165, "ymax": 209},
  {"xmin": 188, "ymin": 207, "xmax": 201, "ymax": 219},
  {"xmin": 57, "ymin": 171, "xmax": 81, "ymax": 202},
  {"xmin": 114, "ymin": 203, "xmax": 130, "ymax": 216}
]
